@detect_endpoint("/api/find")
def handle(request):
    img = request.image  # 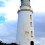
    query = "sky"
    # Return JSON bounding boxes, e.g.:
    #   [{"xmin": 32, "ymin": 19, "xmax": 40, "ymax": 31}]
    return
[{"xmin": 0, "ymin": 0, "xmax": 45, "ymax": 45}]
